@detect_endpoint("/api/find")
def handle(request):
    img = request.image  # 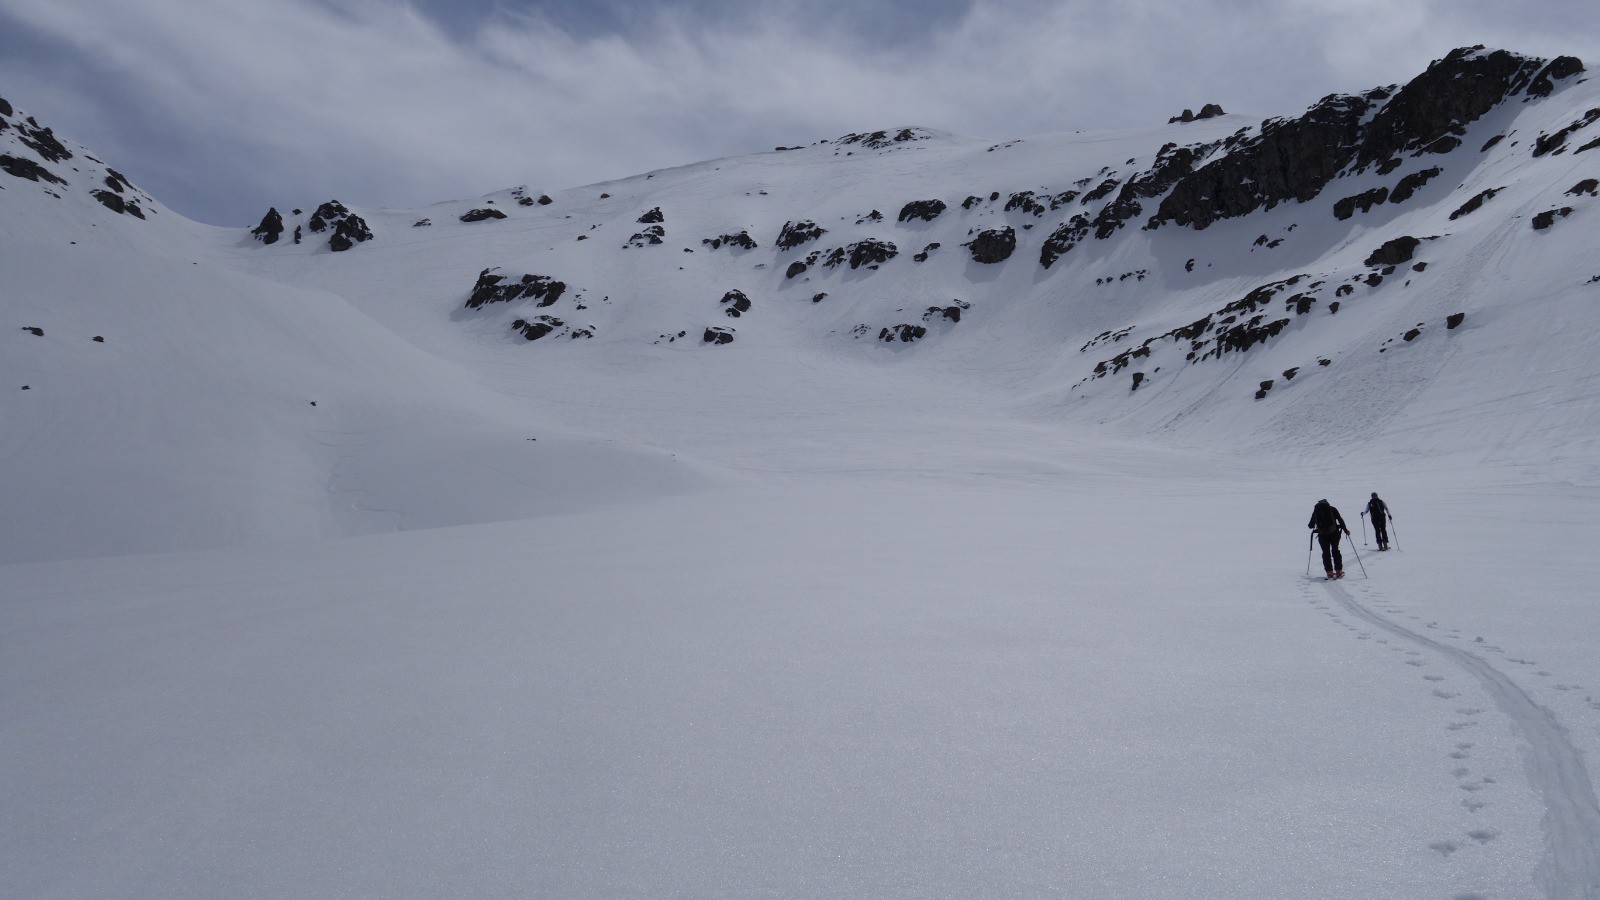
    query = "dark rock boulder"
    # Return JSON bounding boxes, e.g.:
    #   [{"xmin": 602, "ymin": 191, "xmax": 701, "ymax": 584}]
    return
[
  {"xmin": 703, "ymin": 231, "xmax": 758, "ymax": 250},
  {"xmin": 1388, "ymin": 166, "xmax": 1442, "ymax": 204},
  {"xmin": 308, "ymin": 200, "xmax": 373, "ymax": 251},
  {"xmin": 12, "ymin": 118, "xmax": 72, "ymax": 163},
  {"xmin": 637, "ymin": 207, "xmax": 664, "ymax": 224},
  {"xmin": 878, "ymin": 324, "xmax": 927, "ymax": 343},
  {"xmin": 1333, "ymin": 187, "xmax": 1388, "ymax": 220},
  {"xmin": 460, "ymin": 207, "xmax": 508, "ymax": 223},
  {"xmin": 0, "ymin": 153, "xmax": 67, "ymax": 185},
  {"xmin": 897, "ymin": 199, "xmax": 947, "ymax": 222},
  {"xmin": 1364, "ymin": 236, "xmax": 1421, "ymax": 266},
  {"xmin": 465, "ymin": 268, "xmax": 567, "ymax": 309},
  {"xmin": 965, "ymin": 227, "xmax": 1016, "ymax": 264},
  {"xmin": 844, "ymin": 239, "xmax": 898, "ymax": 269},
  {"xmin": 1039, "ymin": 215, "xmax": 1090, "ymax": 268},
  {"xmin": 703, "ymin": 327, "xmax": 735, "ymax": 345},
  {"xmin": 720, "ymin": 289, "xmax": 752, "ymax": 317},
  {"xmin": 1449, "ymin": 187, "xmax": 1501, "ymax": 220},
  {"xmin": 1567, "ymin": 179, "xmax": 1600, "ymax": 197},
  {"xmin": 1447, "ymin": 312, "xmax": 1466, "ymax": 329},
  {"xmin": 785, "ymin": 260, "xmax": 808, "ymax": 279},
  {"xmin": 624, "ymin": 225, "xmax": 665, "ymax": 248},
  {"xmin": 90, "ymin": 189, "xmax": 146, "ymax": 218},
  {"xmin": 251, "ymin": 207, "xmax": 285, "ymax": 244},
  {"xmin": 511, "ymin": 316, "xmax": 564, "ymax": 341},
  {"xmin": 1531, "ymin": 207, "xmax": 1573, "ymax": 230},
  {"xmin": 776, "ymin": 220, "xmax": 827, "ymax": 250},
  {"xmin": 1096, "ymin": 141, "xmax": 1208, "ymax": 237},
  {"xmin": 913, "ymin": 242, "xmax": 941, "ymax": 262}
]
